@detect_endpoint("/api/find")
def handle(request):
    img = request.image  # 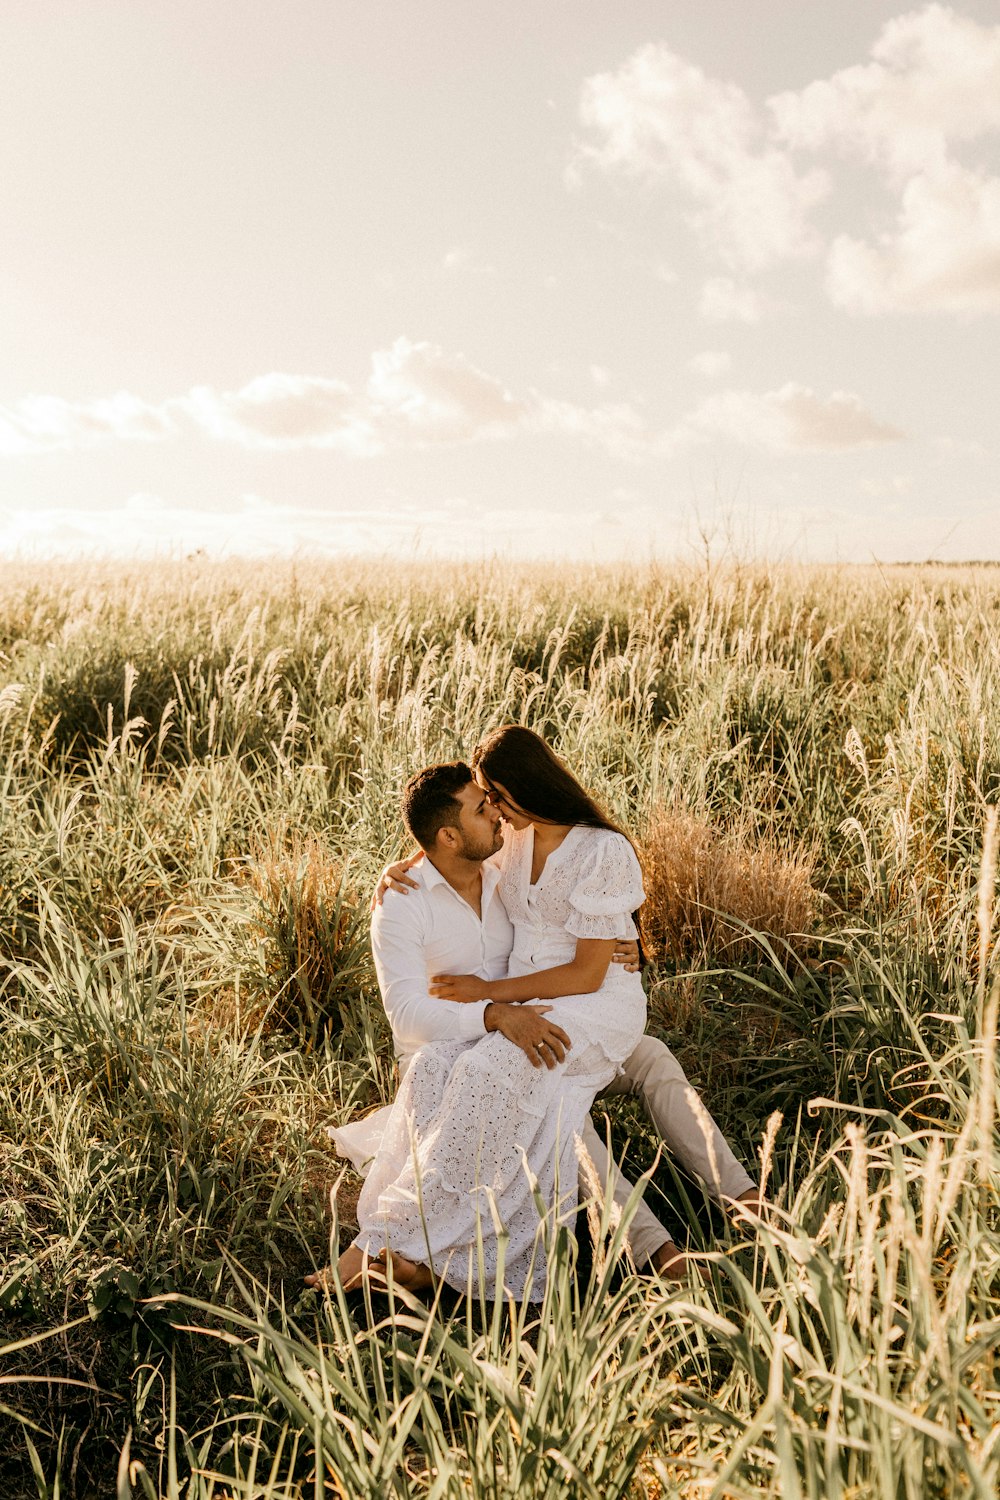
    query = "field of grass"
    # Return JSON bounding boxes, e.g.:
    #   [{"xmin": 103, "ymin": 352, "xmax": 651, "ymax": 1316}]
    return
[{"xmin": 1, "ymin": 555, "xmax": 998, "ymax": 1498}]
